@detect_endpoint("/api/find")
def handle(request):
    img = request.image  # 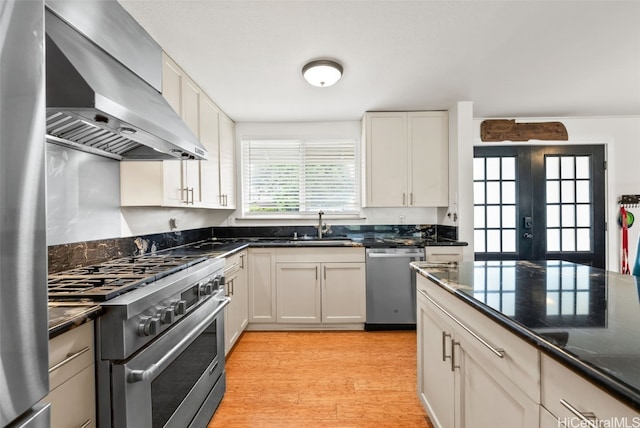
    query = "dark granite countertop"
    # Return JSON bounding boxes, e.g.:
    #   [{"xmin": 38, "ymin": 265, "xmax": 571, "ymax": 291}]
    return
[
  {"xmin": 411, "ymin": 260, "xmax": 640, "ymax": 412},
  {"xmin": 166, "ymin": 237, "xmax": 467, "ymax": 254},
  {"xmin": 48, "ymin": 302, "xmax": 102, "ymax": 339}
]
